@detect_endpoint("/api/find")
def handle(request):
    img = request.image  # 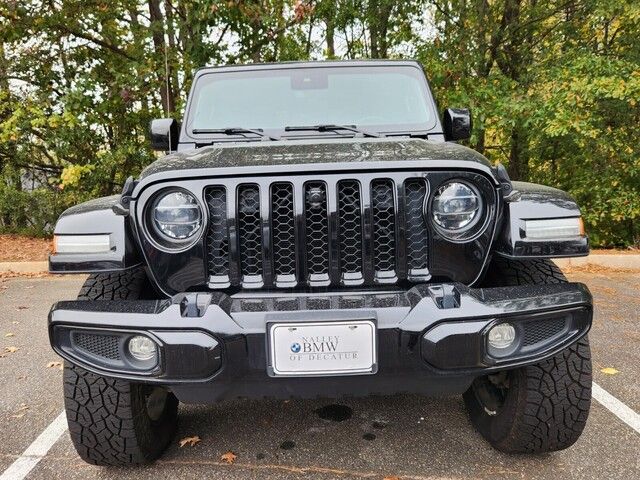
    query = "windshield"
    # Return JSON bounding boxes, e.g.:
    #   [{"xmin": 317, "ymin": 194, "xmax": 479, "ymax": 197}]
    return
[{"xmin": 187, "ymin": 65, "xmax": 435, "ymax": 136}]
